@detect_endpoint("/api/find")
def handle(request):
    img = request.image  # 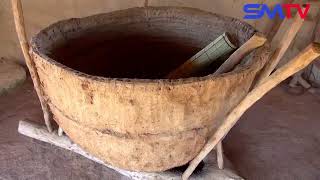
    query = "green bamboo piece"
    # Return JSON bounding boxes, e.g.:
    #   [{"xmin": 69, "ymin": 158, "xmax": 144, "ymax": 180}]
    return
[{"xmin": 166, "ymin": 32, "xmax": 237, "ymax": 79}]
